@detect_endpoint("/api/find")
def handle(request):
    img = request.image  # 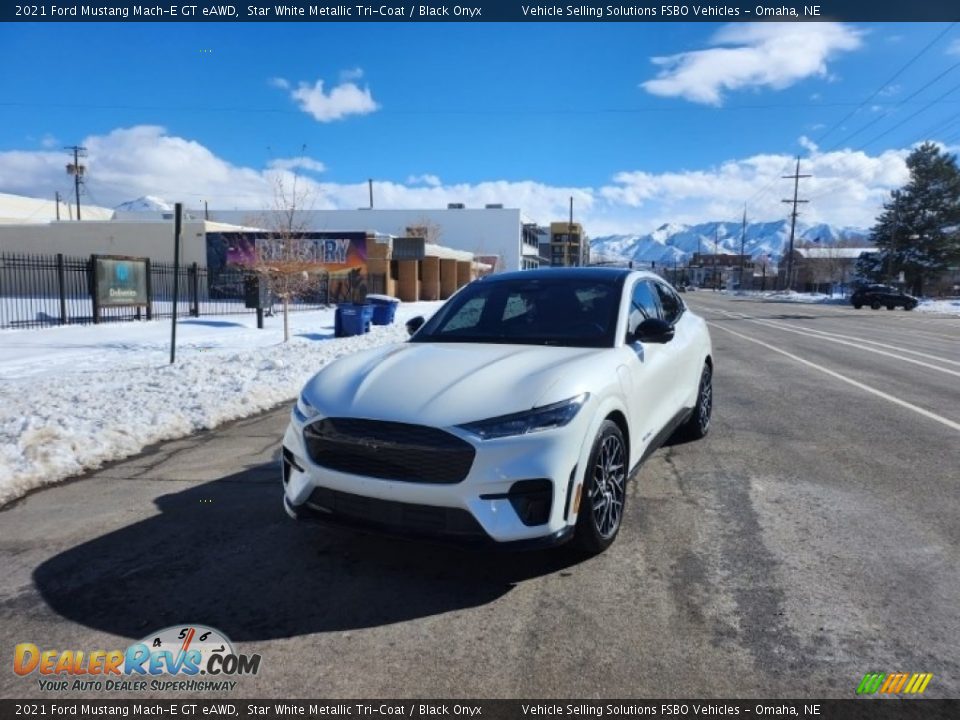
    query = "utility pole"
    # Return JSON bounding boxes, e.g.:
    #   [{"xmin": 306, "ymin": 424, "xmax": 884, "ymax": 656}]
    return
[
  {"xmin": 55, "ymin": 191, "xmax": 61, "ymax": 221},
  {"xmin": 368, "ymin": 178, "xmax": 374, "ymax": 209},
  {"xmin": 740, "ymin": 206, "xmax": 747, "ymax": 289},
  {"xmin": 714, "ymin": 227, "xmax": 720, "ymax": 291},
  {"xmin": 64, "ymin": 145, "xmax": 87, "ymax": 221},
  {"xmin": 568, "ymin": 196, "xmax": 575, "ymax": 266},
  {"xmin": 782, "ymin": 156, "xmax": 811, "ymax": 291},
  {"xmin": 204, "ymin": 200, "xmax": 209, "ymax": 220}
]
